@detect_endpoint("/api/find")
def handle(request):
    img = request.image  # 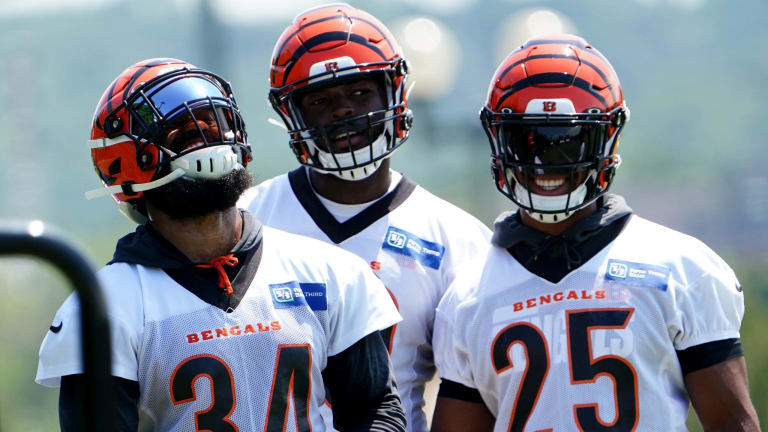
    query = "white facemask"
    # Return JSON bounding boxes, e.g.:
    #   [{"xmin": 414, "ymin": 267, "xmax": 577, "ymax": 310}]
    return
[
  {"xmin": 309, "ymin": 123, "xmax": 393, "ymax": 181},
  {"xmin": 513, "ymin": 180, "xmax": 588, "ymax": 224},
  {"xmin": 171, "ymin": 145, "xmax": 243, "ymax": 180},
  {"xmin": 85, "ymin": 145, "xmax": 244, "ymax": 202}
]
